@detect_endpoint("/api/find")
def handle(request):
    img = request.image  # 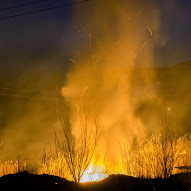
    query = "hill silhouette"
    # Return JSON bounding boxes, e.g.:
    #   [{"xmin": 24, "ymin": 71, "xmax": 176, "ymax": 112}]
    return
[
  {"xmin": 171, "ymin": 61, "xmax": 191, "ymax": 69},
  {"xmin": 0, "ymin": 171, "xmax": 190, "ymax": 191}
]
